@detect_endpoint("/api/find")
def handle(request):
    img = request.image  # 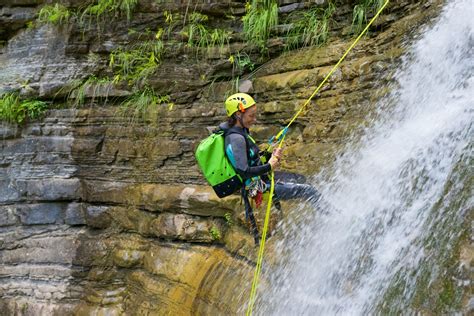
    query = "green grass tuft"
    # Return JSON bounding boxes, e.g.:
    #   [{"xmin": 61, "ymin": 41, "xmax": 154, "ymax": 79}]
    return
[
  {"xmin": 233, "ymin": 52, "xmax": 255, "ymax": 73},
  {"xmin": 226, "ymin": 52, "xmax": 256, "ymax": 94},
  {"xmin": 119, "ymin": 87, "xmax": 171, "ymax": 121},
  {"xmin": 0, "ymin": 92, "xmax": 47, "ymax": 124},
  {"xmin": 352, "ymin": 0, "xmax": 385, "ymax": 34},
  {"xmin": 209, "ymin": 225, "xmax": 222, "ymax": 240},
  {"xmin": 224, "ymin": 213, "xmax": 234, "ymax": 226},
  {"xmin": 181, "ymin": 12, "xmax": 231, "ymax": 55},
  {"xmin": 81, "ymin": 0, "xmax": 138, "ymax": 23},
  {"xmin": 37, "ymin": 3, "xmax": 71, "ymax": 25},
  {"xmin": 109, "ymin": 40, "xmax": 164, "ymax": 86},
  {"xmin": 243, "ymin": 0, "xmax": 278, "ymax": 53},
  {"xmin": 163, "ymin": 10, "xmax": 183, "ymax": 39},
  {"xmin": 67, "ymin": 76, "xmax": 115, "ymax": 106},
  {"xmin": 209, "ymin": 28, "xmax": 231, "ymax": 50},
  {"xmin": 285, "ymin": 3, "xmax": 336, "ymax": 50}
]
